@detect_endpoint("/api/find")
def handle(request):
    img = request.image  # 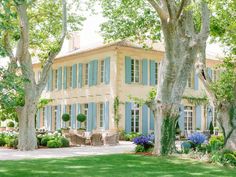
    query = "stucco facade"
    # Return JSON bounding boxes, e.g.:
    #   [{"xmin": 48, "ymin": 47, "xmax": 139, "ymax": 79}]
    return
[{"xmin": 33, "ymin": 41, "xmax": 221, "ymax": 135}]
